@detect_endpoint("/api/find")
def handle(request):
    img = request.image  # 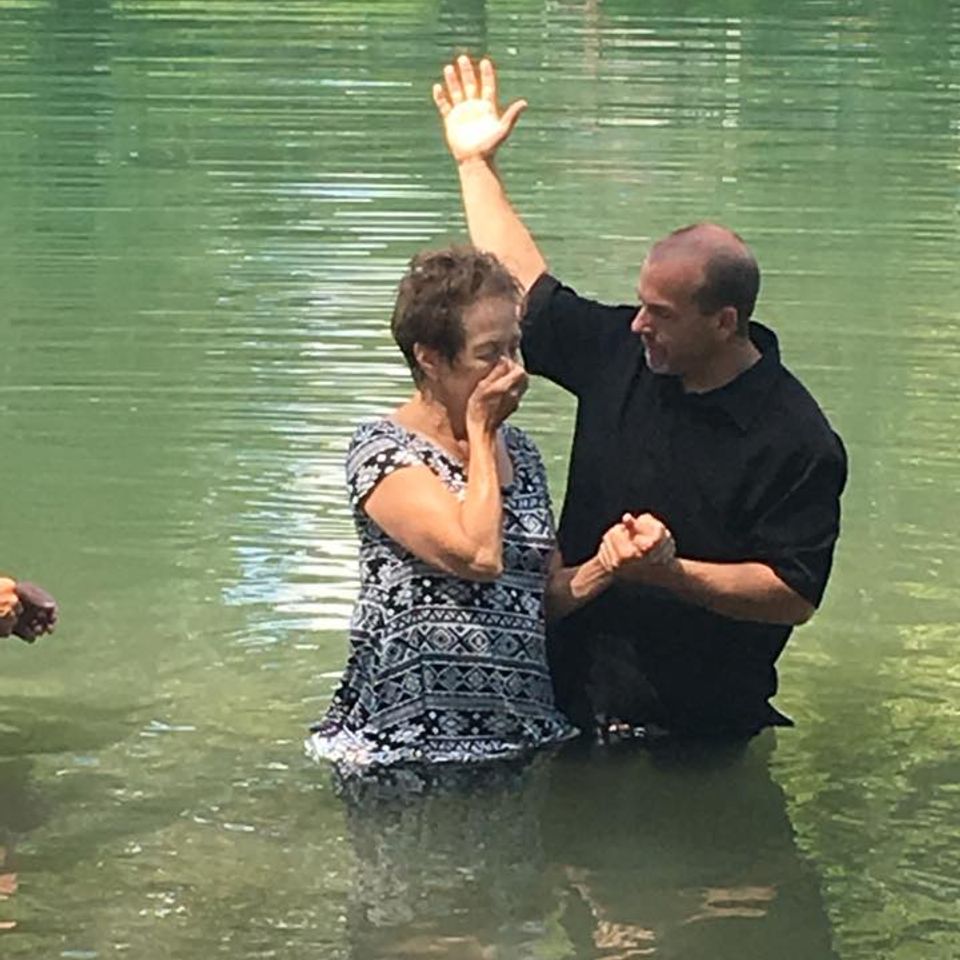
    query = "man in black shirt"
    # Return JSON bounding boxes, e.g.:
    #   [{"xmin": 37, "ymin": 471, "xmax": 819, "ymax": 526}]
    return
[{"xmin": 433, "ymin": 56, "xmax": 847, "ymax": 738}]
